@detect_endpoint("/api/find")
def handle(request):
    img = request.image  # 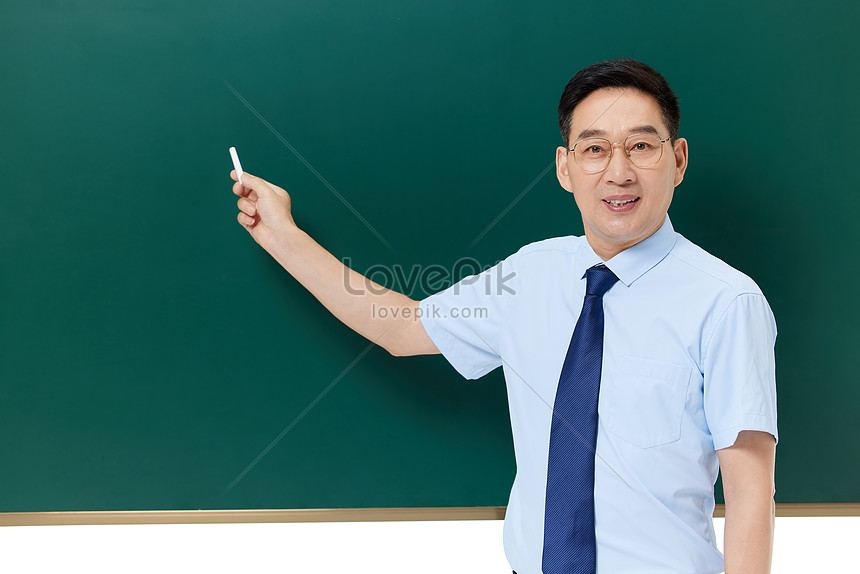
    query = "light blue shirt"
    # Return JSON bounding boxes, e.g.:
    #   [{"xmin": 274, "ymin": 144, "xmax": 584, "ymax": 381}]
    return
[{"xmin": 418, "ymin": 215, "xmax": 778, "ymax": 574}]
